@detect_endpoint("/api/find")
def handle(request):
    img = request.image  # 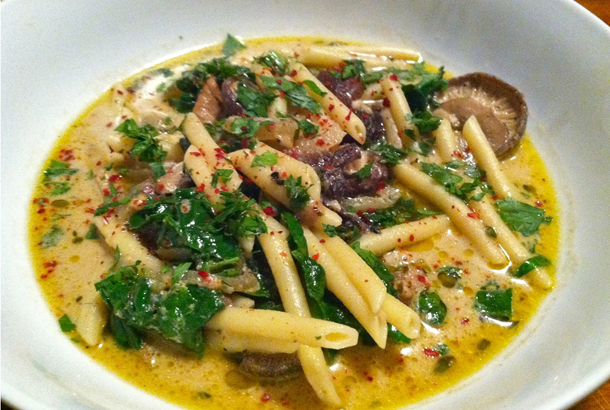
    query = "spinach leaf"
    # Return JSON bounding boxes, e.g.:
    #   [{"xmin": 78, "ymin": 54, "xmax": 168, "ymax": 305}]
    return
[
  {"xmin": 222, "ymin": 34, "xmax": 245, "ymax": 57},
  {"xmin": 474, "ymin": 284, "xmax": 513, "ymax": 321},
  {"xmin": 96, "ymin": 263, "xmax": 225, "ymax": 357},
  {"xmin": 495, "ymin": 197, "xmax": 552, "ymax": 237},
  {"xmin": 351, "ymin": 242, "xmax": 397, "ymax": 297},
  {"xmin": 417, "ymin": 291, "xmax": 447, "ymax": 326},
  {"xmin": 41, "ymin": 224, "xmax": 63, "ymax": 248},
  {"xmin": 361, "ymin": 198, "xmax": 439, "ymax": 230},
  {"xmin": 514, "ymin": 254, "xmax": 550, "ymax": 278}
]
